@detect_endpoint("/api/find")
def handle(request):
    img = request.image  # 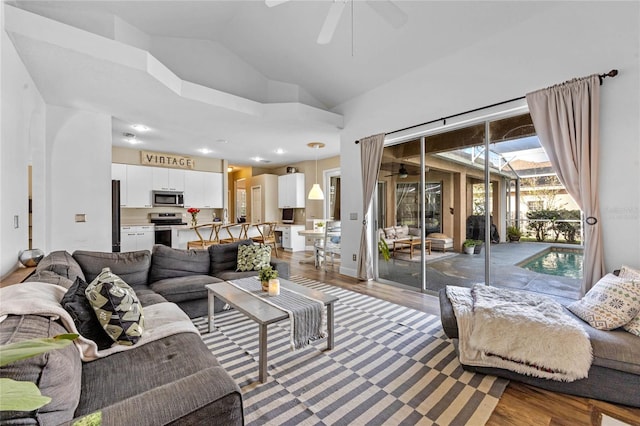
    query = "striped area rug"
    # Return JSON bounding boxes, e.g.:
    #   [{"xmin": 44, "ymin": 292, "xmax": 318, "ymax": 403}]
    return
[{"xmin": 192, "ymin": 276, "xmax": 508, "ymax": 425}]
